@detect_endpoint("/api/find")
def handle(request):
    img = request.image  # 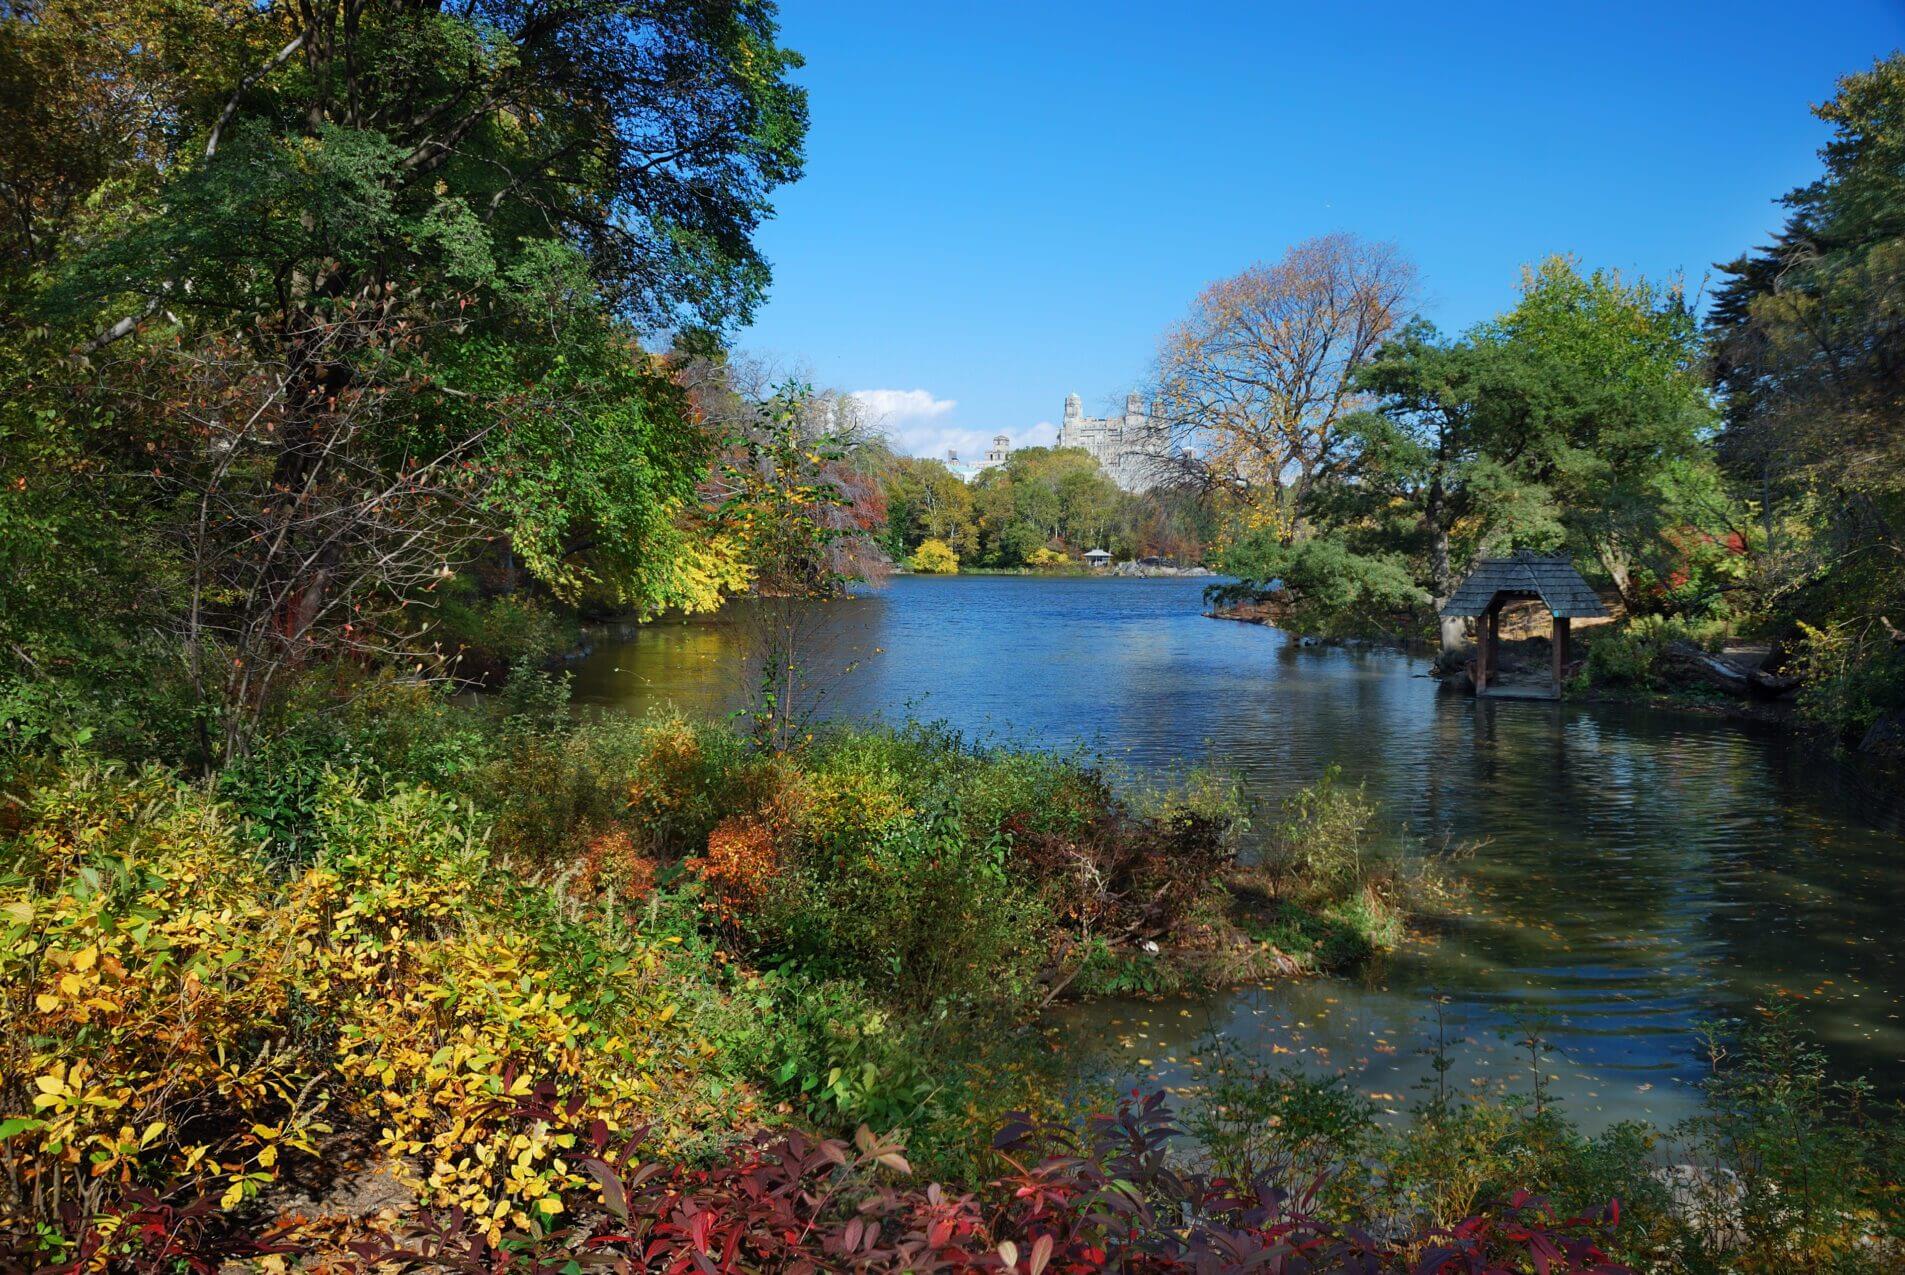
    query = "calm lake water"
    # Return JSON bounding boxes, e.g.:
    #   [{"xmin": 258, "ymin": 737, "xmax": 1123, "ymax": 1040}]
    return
[{"xmin": 572, "ymin": 575, "xmax": 1905, "ymax": 1129}]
